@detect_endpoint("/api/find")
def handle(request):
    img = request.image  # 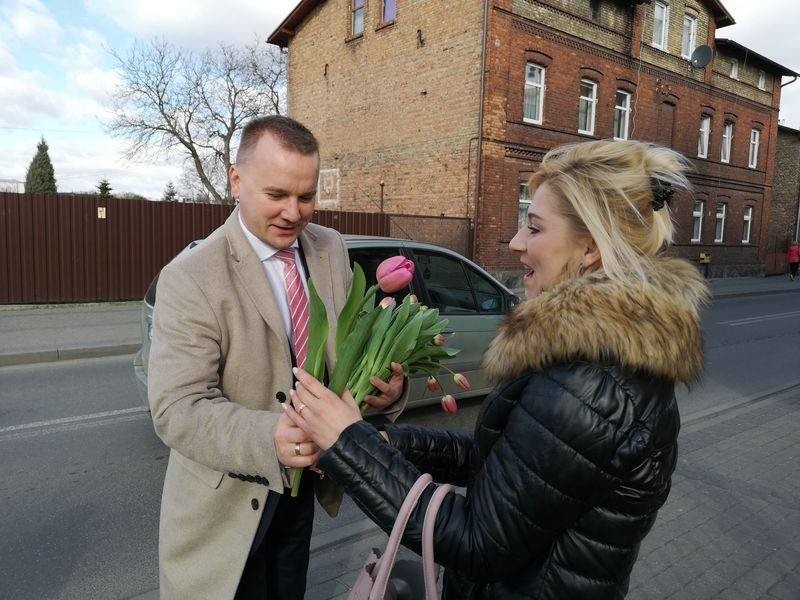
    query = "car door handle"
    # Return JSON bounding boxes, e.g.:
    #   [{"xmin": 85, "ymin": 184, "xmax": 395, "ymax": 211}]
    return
[{"xmin": 441, "ymin": 328, "xmax": 455, "ymax": 336}]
